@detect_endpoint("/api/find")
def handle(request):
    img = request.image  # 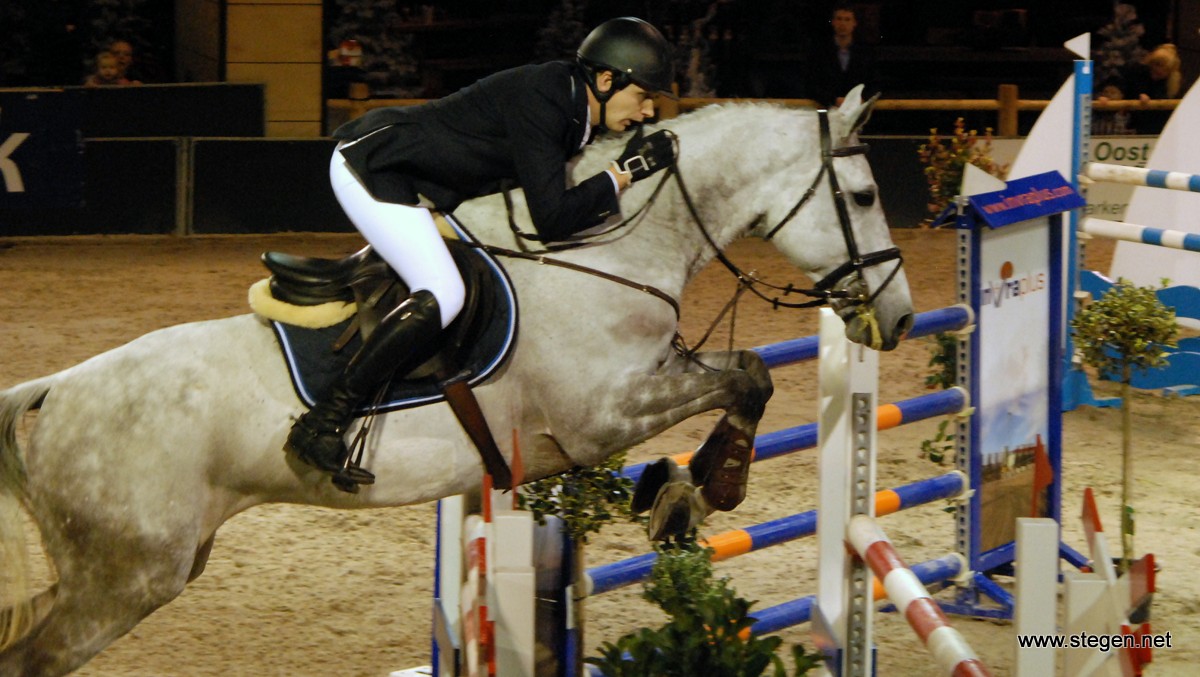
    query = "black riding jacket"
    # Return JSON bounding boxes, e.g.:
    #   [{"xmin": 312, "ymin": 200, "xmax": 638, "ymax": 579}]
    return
[{"xmin": 333, "ymin": 61, "xmax": 620, "ymax": 241}]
